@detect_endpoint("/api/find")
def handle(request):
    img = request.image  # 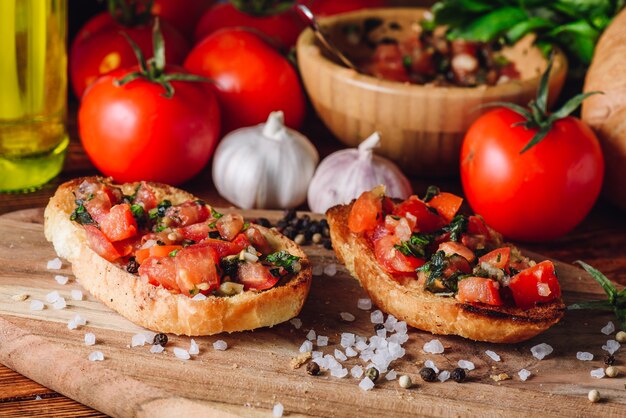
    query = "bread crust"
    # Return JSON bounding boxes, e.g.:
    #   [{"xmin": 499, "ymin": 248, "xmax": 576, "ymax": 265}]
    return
[
  {"xmin": 327, "ymin": 202, "xmax": 565, "ymax": 343},
  {"xmin": 44, "ymin": 177, "xmax": 312, "ymax": 336}
]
